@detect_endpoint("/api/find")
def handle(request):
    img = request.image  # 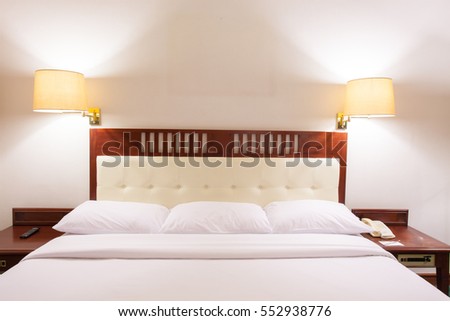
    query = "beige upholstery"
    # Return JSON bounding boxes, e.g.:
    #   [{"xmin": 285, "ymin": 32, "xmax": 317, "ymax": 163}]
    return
[{"xmin": 97, "ymin": 156, "xmax": 340, "ymax": 207}]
